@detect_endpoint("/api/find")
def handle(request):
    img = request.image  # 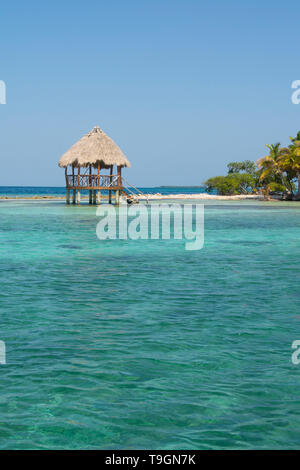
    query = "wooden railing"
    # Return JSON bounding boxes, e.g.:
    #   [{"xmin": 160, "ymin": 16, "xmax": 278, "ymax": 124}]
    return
[{"xmin": 66, "ymin": 175, "xmax": 121, "ymax": 188}]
